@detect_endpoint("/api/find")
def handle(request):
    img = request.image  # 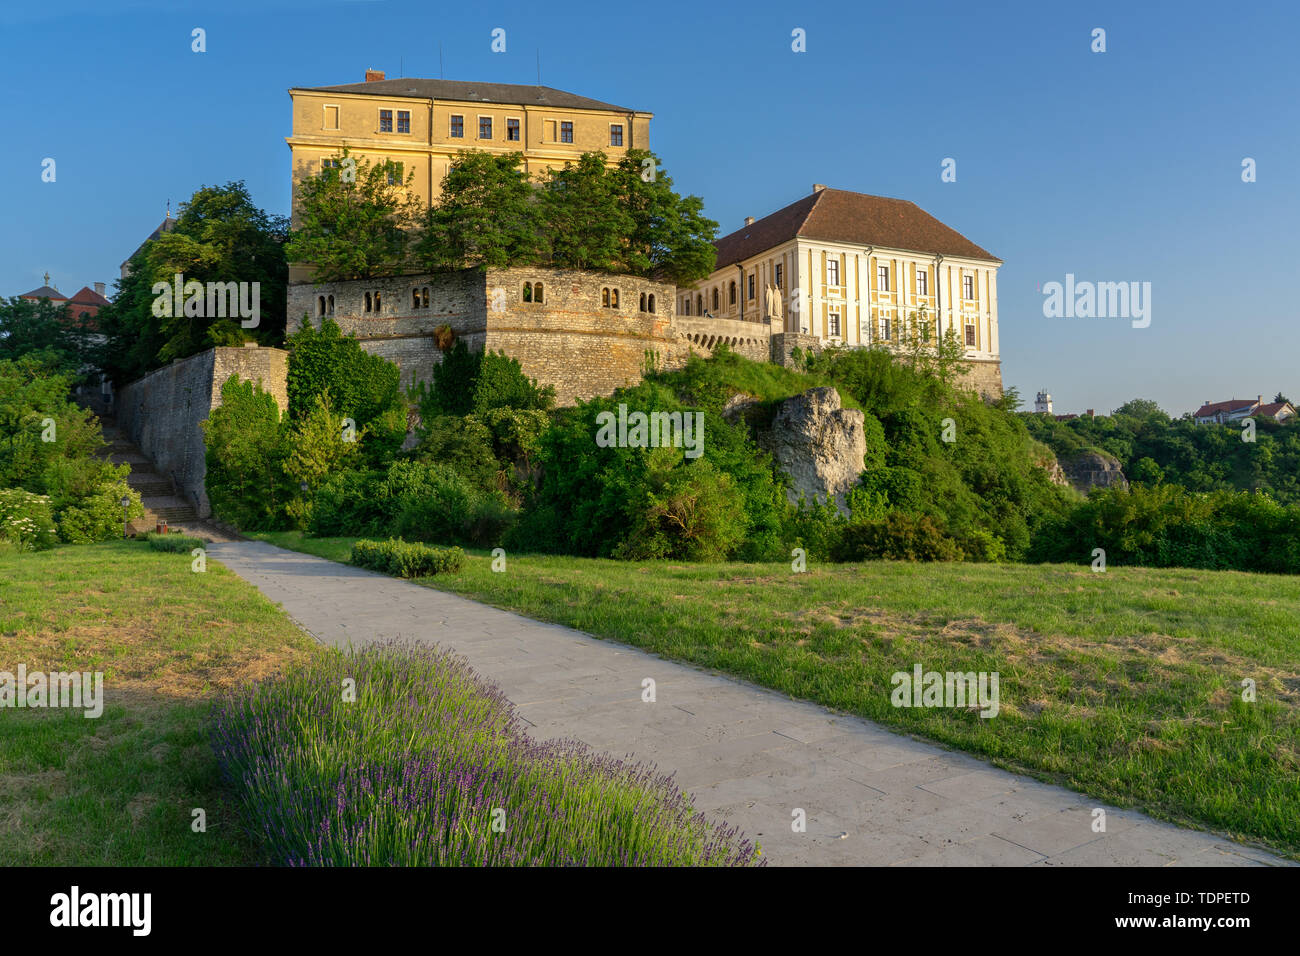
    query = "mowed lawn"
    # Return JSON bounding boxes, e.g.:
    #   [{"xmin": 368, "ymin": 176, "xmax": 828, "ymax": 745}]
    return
[
  {"xmin": 258, "ymin": 532, "xmax": 1300, "ymax": 858},
  {"xmin": 0, "ymin": 541, "xmax": 314, "ymax": 865}
]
